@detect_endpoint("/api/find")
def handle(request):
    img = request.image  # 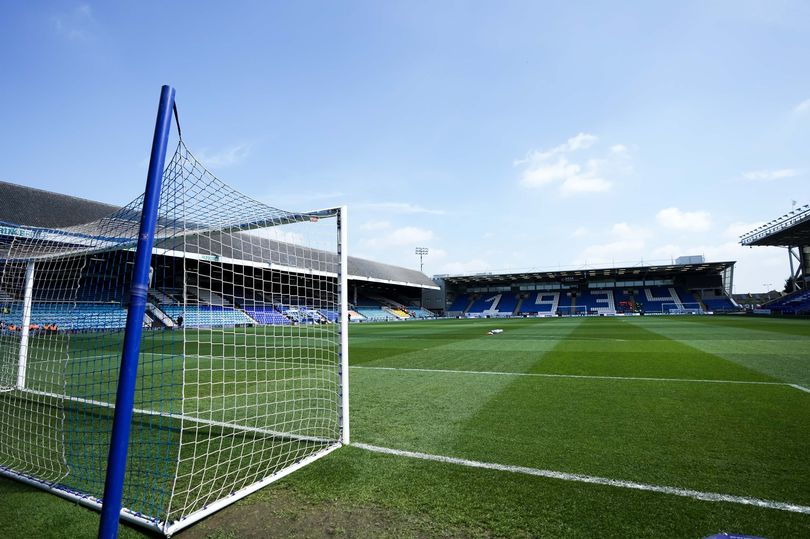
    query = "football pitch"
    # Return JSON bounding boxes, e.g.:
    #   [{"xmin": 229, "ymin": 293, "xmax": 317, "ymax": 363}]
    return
[{"xmin": 1, "ymin": 315, "xmax": 809, "ymax": 538}]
